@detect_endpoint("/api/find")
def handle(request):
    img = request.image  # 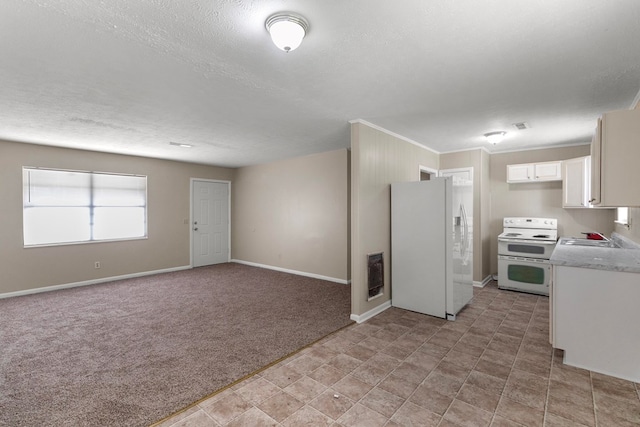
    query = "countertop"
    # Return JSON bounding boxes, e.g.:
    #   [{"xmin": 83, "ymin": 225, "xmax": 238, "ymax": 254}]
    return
[{"xmin": 550, "ymin": 233, "xmax": 640, "ymax": 273}]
